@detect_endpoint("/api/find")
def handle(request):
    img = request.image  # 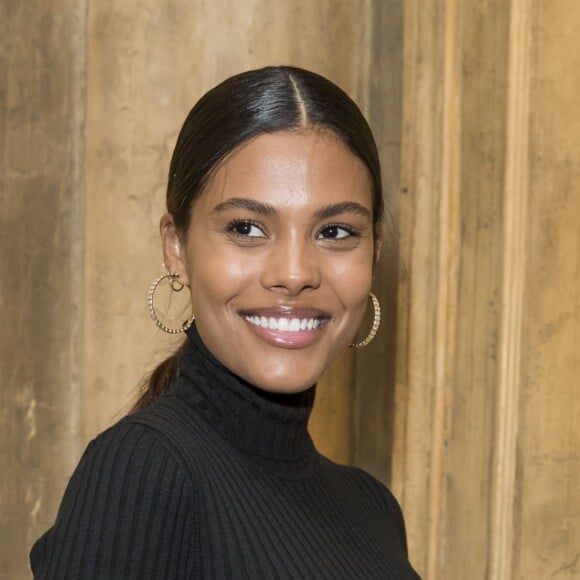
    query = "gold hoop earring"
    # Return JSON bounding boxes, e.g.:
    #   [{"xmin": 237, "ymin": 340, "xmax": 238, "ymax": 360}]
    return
[
  {"xmin": 349, "ymin": 292, "xmax": 381, "ymax": 348},
  {"xmin": 147, "ymin": 273, "xmax": 194, "ymax": 334},
  {"xmin": 162, "ymin": 262, "xmax": 185, "ymax": 292}
]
